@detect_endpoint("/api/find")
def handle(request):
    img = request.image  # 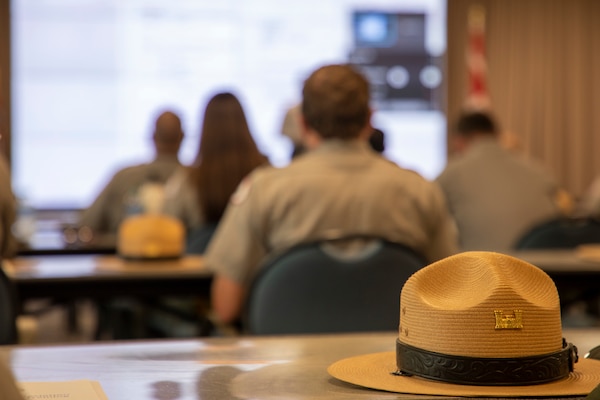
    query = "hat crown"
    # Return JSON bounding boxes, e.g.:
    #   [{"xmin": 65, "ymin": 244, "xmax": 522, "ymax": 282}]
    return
[{"xmin": 399, "ymin": 251, "xmax": 563, "ymax": 358}]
